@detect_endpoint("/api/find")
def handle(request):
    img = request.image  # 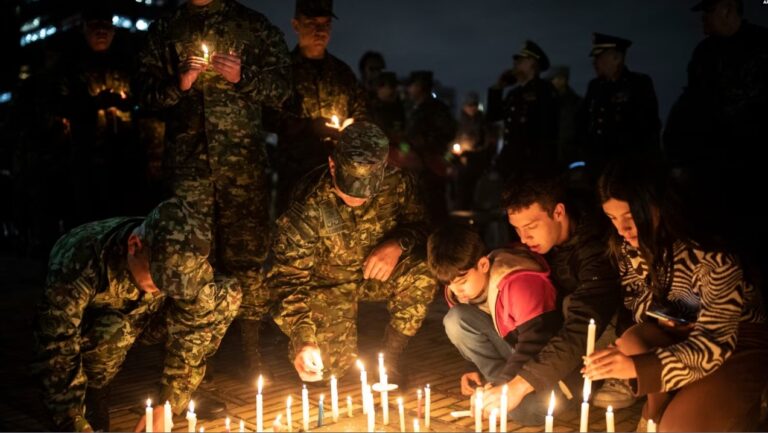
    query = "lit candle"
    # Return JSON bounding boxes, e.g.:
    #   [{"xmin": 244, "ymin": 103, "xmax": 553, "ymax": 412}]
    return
[
  {"xmin": 302, "ymin": 385, "xmax": 309, "ymax": 432},
  {"xmin": 273, "ymin": 413, "xmax": 283, "ymax": 433},
  {"xmin": 164, "ymin": 401, "xmax": 173, "ymax": 433},
  {"xmin": 225, "ymin": 417, "xmax": 231, "ymax": 433},
  {"xmin": 580, "ymin": 385, "xmax": 590, "ymax": 433},
  {"xmin": 424, "ymin": 384, "xmax": 431, "ymax": 429},
  {"xmin": 366, "ymin": 385, "xmax": 375, "ymax": 433},
  {"xmin": 200, "ymin": 427, "xmax": 204, "ymax": 433},
  {"xmin": 647, "ymin": 419, "xmax": 656, "ymax": 432},
  {"xmin": 239, "ymin": 419, "xmax": 245, "ymax": 432},
  {"xmin": 382, "ymin": 370, "xmax": 390, "ymax": 425},
  {"xmin": 146, "ymin": 399, "xmax": 153, "ymax": 433},
  {"xmin": 347, "ymin": 395, "xmax": 353, "ymax": 417},
  {"xmin": 417, "ymin": 389, "xmax": 423, "ymax": 420},
  {"xmin": 606, "ymin": 405, "xmax": 615, "ymax": 433},
  {"xmin": 584, "ymin": 318, "xmax": 597, "ymax": 394},
  {"xmin": 357, "ymin": 360, "xmax": 368, "ymax": 415},
  {"xmin": 500, "ymin": 384, "xmax": 508, "ymax": 433},
  {"xmin": 202, "ymin": 43, "xmax": 209, "ymax": 63},
  {"xmin": 452, "ymin": 143, "xmax": 462, "ymax": 155},
  {"xmin": 545, "ymin": 391, "xmax": 555, "ymax": 432},
  {"xmin": 475, "ymin": 387, "xmax": 483, "ymax": 433},
  {"xmin": 317, "ymin": 394, "xmax": 325, "ymax": 428},
  {"xmin": 413, "ymin": 418, "xmax": 420, "ymax": 433},
  {"xmin": 286, "ymin": 396, "xmax": 293, "ymax": 432},
  {"xmin": 186, "ymin": 400, "xmax": 197, "ymax": 433},
  {"xmin": 331, "ymin": 375, "xmax": 339, "ymax": 422},
  {"xmin": 489, "ymin": 408, "xmax": 499, "ymax": 433},
  {"xmin": 256, "ymin": 375, "xmax": 264, "ymax": 433},
  {"xmin": 378, "ymin": 352, "xmax": 385, "ymax": 384},
  {"xmin": 398, "ymin": 397, "xmax": 405, "ymax": 433}
]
